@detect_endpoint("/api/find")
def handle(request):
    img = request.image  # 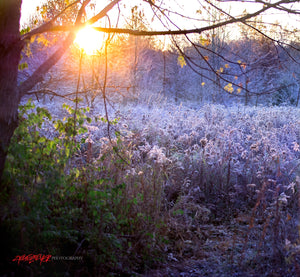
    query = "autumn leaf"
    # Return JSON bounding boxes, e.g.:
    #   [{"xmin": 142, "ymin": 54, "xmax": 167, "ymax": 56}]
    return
[
  {"xmin": 30, "ymin": 35, "xmax": 36, "ymax": 43},
  {"xmin": 178, "ymin": 55, "xmax": 186, "ymax": 68},
  {"xmin": 41, "ymin": 5, "xmax": 47, "ymax": 16},
  {"xmin": 37, "ymin": 35, "xmax": 49, "ymax": 47},
  {"xmin": 241, "ymin": 63, "xmax": 247, "ymax": 70},
  {"xmin": 201, "ymin": 82, "xmax": 205, "ymax": 86},
  {"xmin": 225, "ymin": 64, "xmax": 229, "ymax": 68},
  {"xmin": 224, "ymin": 83, "xmax": 234, "ymax": 93},
  {"xmin": 25, "ymin": 47, "xmax": 32, "ymax": 58},
  {"xmin": 199, "ymin": 36, "xmax": 211, "ymax": 46},
  {"xmin": 204, "ymin": 56, "xmax": 209, "ymax": 61}
]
